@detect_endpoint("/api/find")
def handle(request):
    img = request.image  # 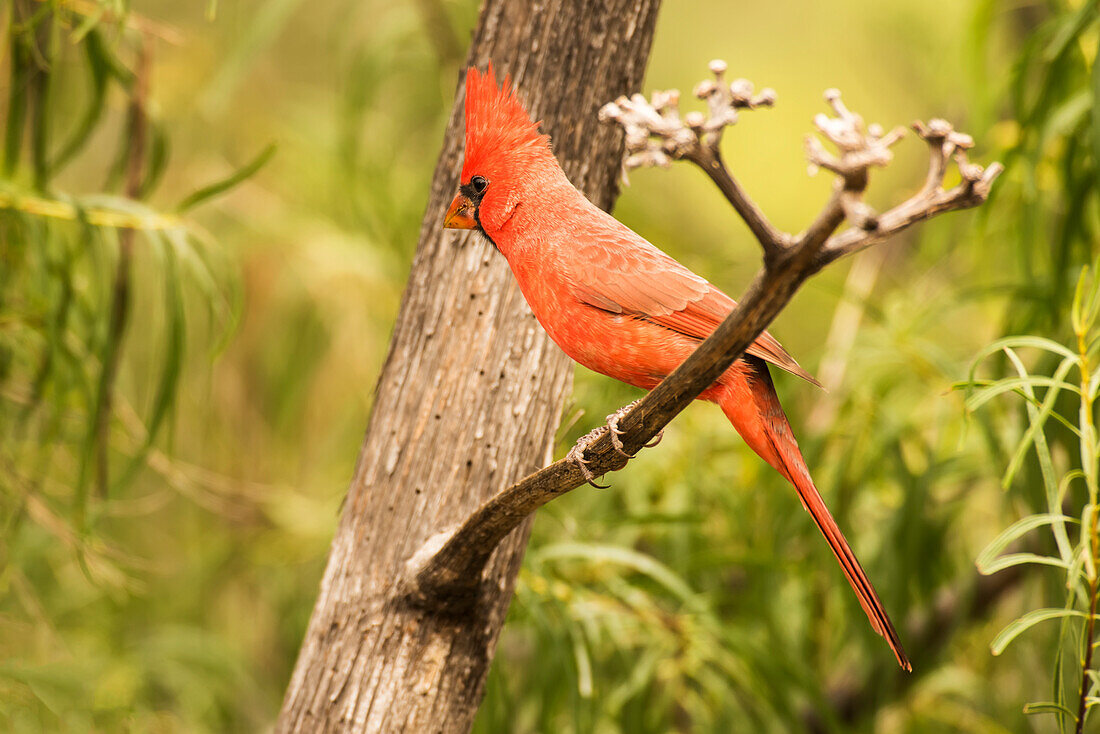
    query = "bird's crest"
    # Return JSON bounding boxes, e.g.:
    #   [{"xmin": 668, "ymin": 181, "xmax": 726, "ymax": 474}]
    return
[{"xmin": 462, "ymin": 63, "xmax": 553, "ymax": 180}]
